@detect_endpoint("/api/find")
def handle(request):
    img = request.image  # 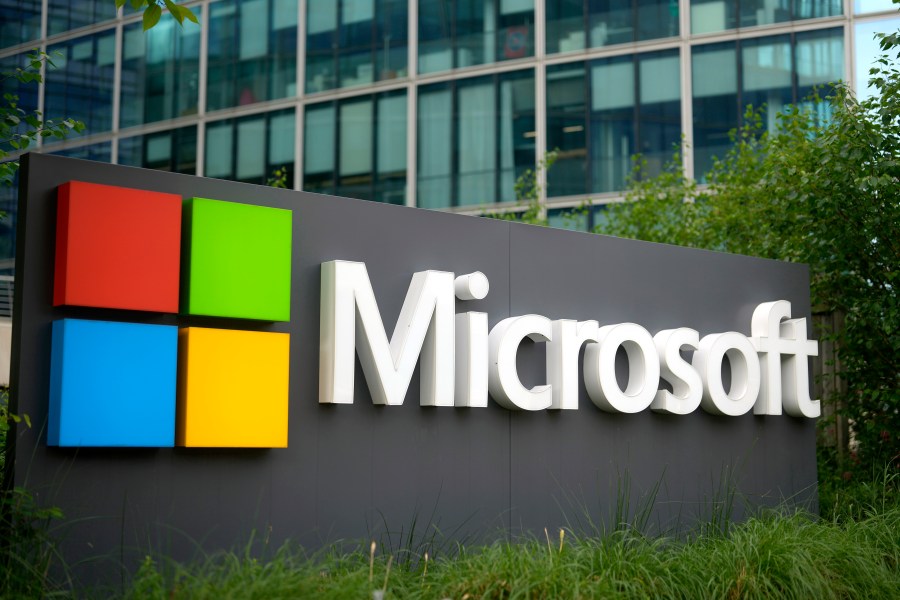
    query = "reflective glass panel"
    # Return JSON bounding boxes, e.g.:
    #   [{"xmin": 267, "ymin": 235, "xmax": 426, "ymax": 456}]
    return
[
  {"xmin": 48, "ymin": 0, "xmax": 116, "ymax": 36},
  {"xmin": 691, "ymin": 0, "xmax": 737, "ymax": 33},
  {"xmin": 739, "ymin": 0, "xmax": 791, "ymax": 28},
  {"xmin": 691, "ymin": 0, "xmax": 840, "ymax": 33},
  {"xmin": 306, "ymin": 0, "xmax": 408, "ymax": 93},
  {"xmin": 692, "ymin": 29, "xmax": 844, "ymax": 177},
  {"xmin": 0, "ymin": 53, "xmax": 39, "ymax": 154},
  {"xmin": 546, "ymin": 0, "xmax": 678, "ymax": 52},
  {"xmin": 793, "ymin": 0, "xmax": 841, "ymax": 19},
  {"xmin": 303, "ymin": 91, "xmax": 407, "ymax": 204},
  {"xmin": 548, "ymin": 204, "xmax": 608, "ymax": 230},
  {"xmin": 49, "ymin": 141, "xmax": 113, "ymax": 161},
  {"xmin": 741, "ymin": 35, "xmax": 792, "ymax": 131},
  {"xmin": 546, "ymin": 63, "xmax": 587, "ymax": 197},
  {"xmin": 854, "ymin": 0, "xmax": 896, "ymax": 12},
  {"xmin": 796, "ymin": 28, "xmax": 843, "ymax": 100},
  {"xmin": 417, "ymin": 83, "xmax": 453, "ymax": 207},
  {"xmin": 547, "ymin": 51, "xmax": 680, "ymax": 196},
  {"xmin": 207, "ymin": 0, "xmax": 297, "ymax": 111},
  {"xmin": 204, "ymin": 109, "xmax": 295, "ymax": 186},
  {"xmin": 692, "ymin": 42, "xmax": 738, "ymax": 176},
  {"xmin": 303, "ymin": 104, "xmax": 336, "ymax": 193},
  {"xmin": 418, "ymin": 0, "xmax": 534, "ymax": 75},
  {"xmin": 118, "ymin": 126, "xmax": 198, "ymax": 174},
  {"xmin": 0, "ymin": 172, "xmax": 16, "ymax": 260},
  {"xmin": 121, "ymin": 15, "xmax": 201, "ymax": 128},
  {"xmin": 855, "ymin": 17, "xmax": 900, "ymax": 99},
  {"xmin": 45, "ymin": 32, "xmax": 116, "ymax": 140},
  {"xmin": 0, "ymin": 0, "xmax": 41, "ymax": 49},
  {"xmin": 417, "ymin": 70, "xmax": 534, "ymax": 207}
]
